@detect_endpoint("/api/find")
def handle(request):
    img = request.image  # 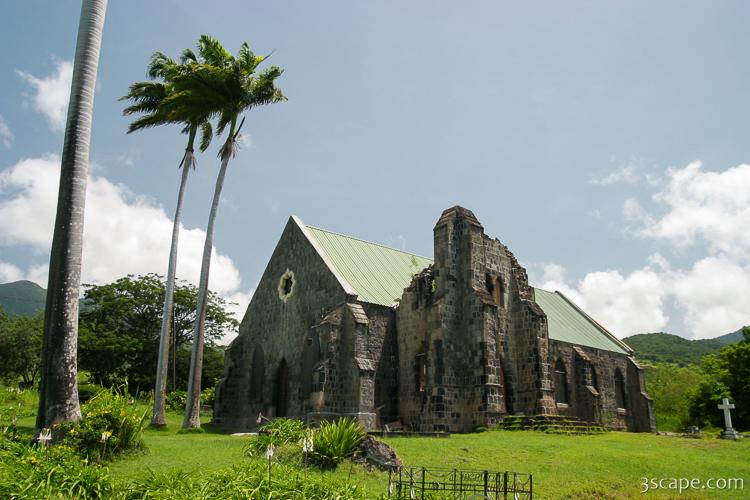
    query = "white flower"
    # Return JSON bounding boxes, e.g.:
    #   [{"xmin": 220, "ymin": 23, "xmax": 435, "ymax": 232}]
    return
[
  {"xmin": 265, "ymin": 444, "xmax": 275, "ymax": 460},
  {"xmin": 38, "ymin": 428, "xmax": 52, "ymax": 444},
  {"xmin": 100, "ymin": 431, "xmax": 112, "ymax": 443},
  {"xmin": 302, "ymin": 435, "xmax": 314, "ymax": 453}
]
